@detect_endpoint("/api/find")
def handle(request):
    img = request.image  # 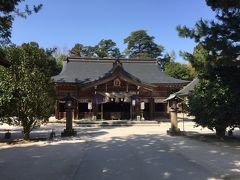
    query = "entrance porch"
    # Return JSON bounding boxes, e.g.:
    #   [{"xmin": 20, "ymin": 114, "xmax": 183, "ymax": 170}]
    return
[
  {"xmin": 56, "ymin": 96, "xmax": 168, "ymax": 121},
  {"xmin": 99, "ymin": 101, "xmax": 130, "ymax": 120}
]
